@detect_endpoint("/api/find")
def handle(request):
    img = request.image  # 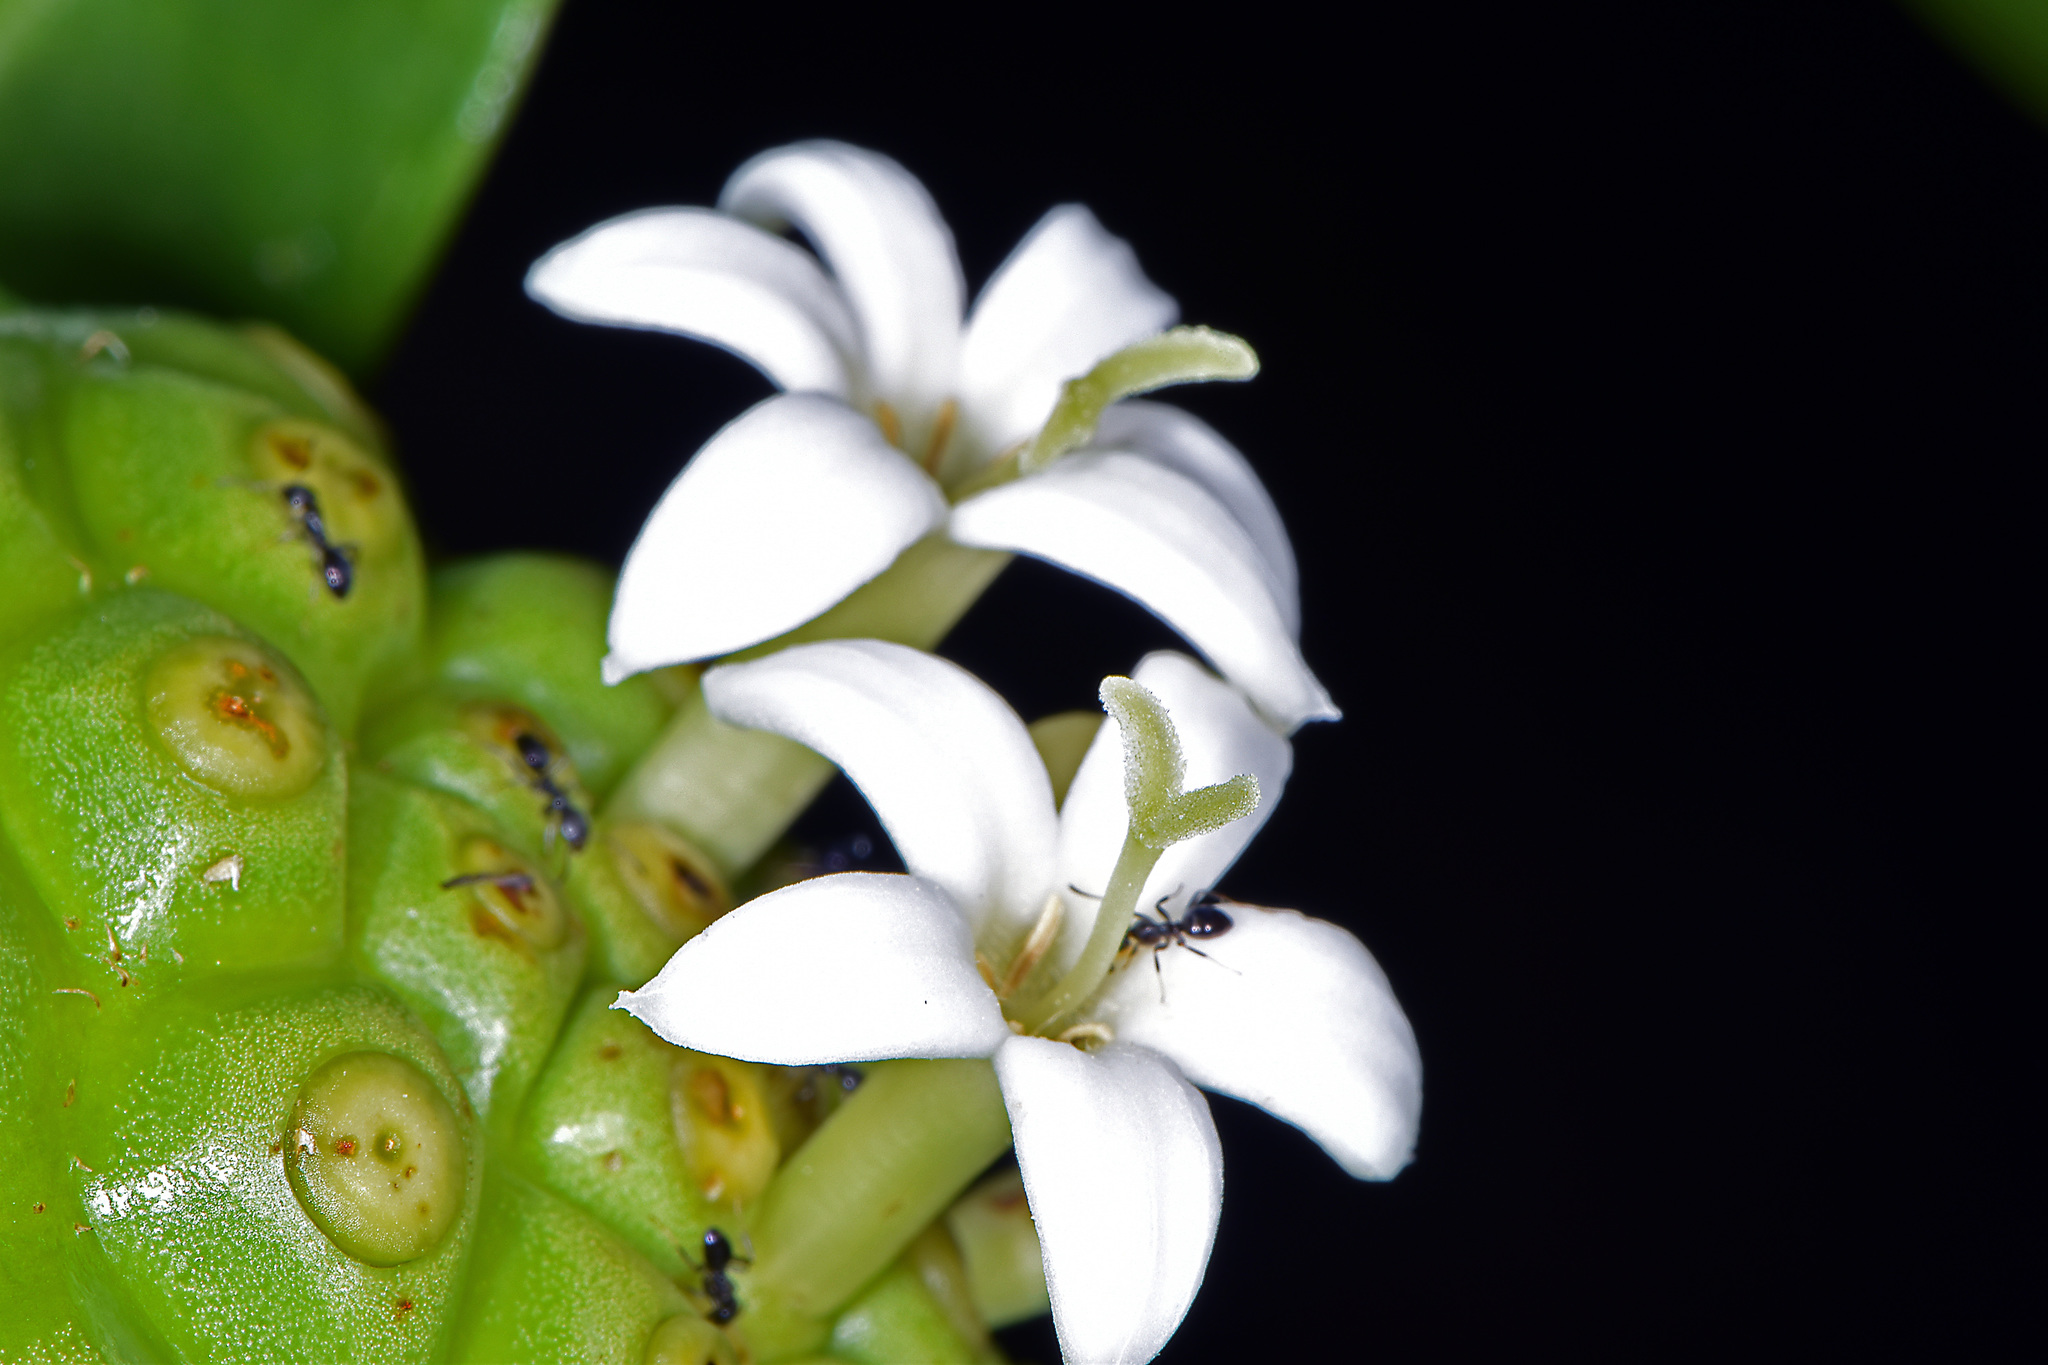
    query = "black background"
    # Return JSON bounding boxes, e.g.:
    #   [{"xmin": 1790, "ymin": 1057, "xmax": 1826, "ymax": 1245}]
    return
[{"xmin": 375, "ymin": 2, "xmax": 2021, "ymax": 1356}]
